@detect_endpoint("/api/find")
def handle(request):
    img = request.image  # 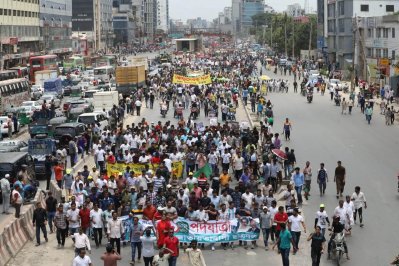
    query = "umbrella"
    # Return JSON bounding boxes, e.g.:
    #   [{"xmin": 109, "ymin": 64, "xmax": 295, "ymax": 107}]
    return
[
  {"xmin": 272, "ymin": 149, "xmax": 287, "ymax": 160},
  {"xmin": 260, "ymin": 75, "xmax": 271, "ymax": 81}
]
